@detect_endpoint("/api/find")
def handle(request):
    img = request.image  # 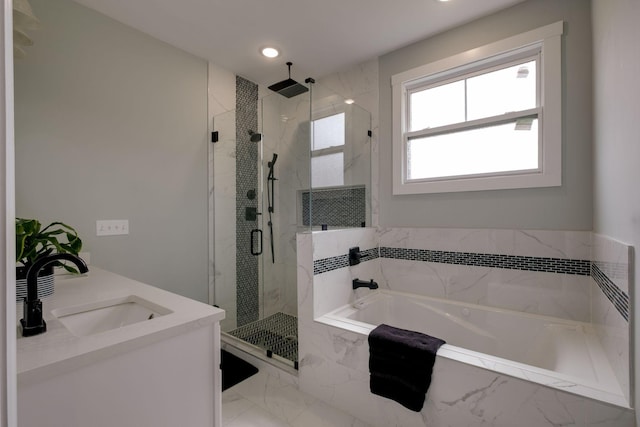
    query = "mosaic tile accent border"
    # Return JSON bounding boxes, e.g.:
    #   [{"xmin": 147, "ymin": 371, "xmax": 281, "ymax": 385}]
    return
[
  {"xmin": 594, "ymin": 260, "xmax": 629, "ymax": 282},
  {"xmin": 313, "ymin": 247, "xmax": 591, "ymax": 276},
  {"xmin": 313, "ymin": 245, "xmax": 628, "ymax": 321},
  {"xmin": 302, "ymin": 186, "xmax": 366, "ymax": 228},
  {"xmin": 229, "ymin": 312, "xmax": 298, "ymax": 363},
  {"xmin": 313, "ymin": 247, "xmax": 378, "ymax": 275},
  {"xmin": 379, "ymin": 247, "xmax": 591, "ymax": 275},
  {"xmin": 592, "ymin": 263, "xmax": 629, "ymax": 321},
  {"xmin": 236, "ymin": 76, "xmax": 259, "ymax": 327}
]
